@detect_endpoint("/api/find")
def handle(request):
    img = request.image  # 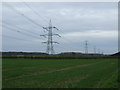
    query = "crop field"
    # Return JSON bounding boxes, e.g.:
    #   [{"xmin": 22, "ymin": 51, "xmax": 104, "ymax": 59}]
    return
[{"xmin": 2, "ymin": 58, "xmax": 118, "ymax": 88}]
